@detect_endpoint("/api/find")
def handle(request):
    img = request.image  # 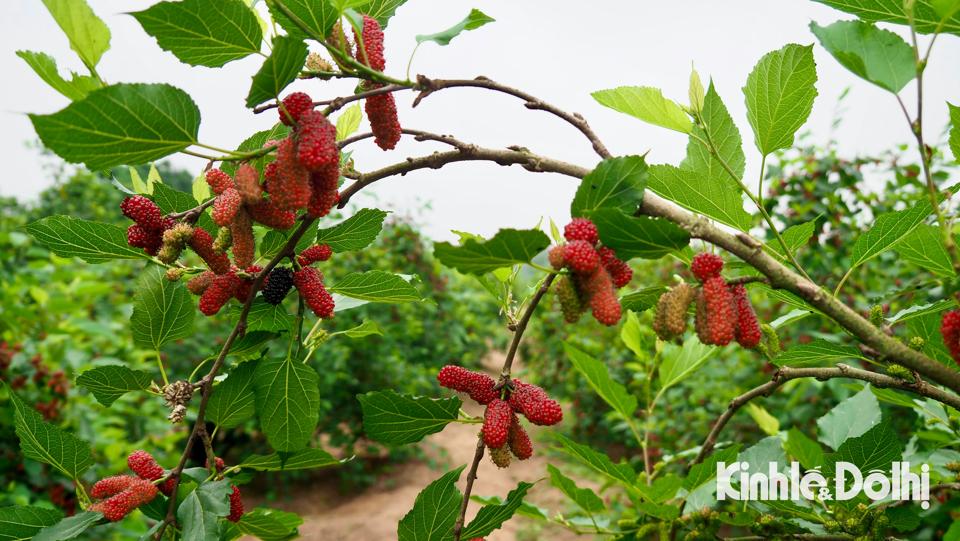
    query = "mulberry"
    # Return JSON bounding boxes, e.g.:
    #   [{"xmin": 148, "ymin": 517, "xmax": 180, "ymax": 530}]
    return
[
  {"xmin": 199, "ymin": 271, "xmax": 242, "ymax": 316},
  {"xmin": 189, "ymin": 227, "xmax": 231, "ymax": 274},
  {"xmin": 297, "ymin": 244, "xmax": 333, "ymax": 266},
  {"xmin": 365, "ymin": 92, "xmax": 401, "ymax": 151},
  {"xmin": 562, "ymin": 240, "xmax": 600, "ymax": 274},
  {"xmin": 691, "ymin": 252, "xmax": 724, "ymax": 282},
  {"xmin": 509, "ymin": 381, "xmax": 562, "ymax": 426},
  {"xmin": 212, "ymin": 188, "xmax": 243, "ymax": 227},
  {"xmin": 91, "ymin": 475, "xmax": 136, "ymax": 499},
  {"xmin": 731, "ymin": 284, "xmax": 761, "ymax": 348},
  {"xmin": 121, "ymin": 195, "xmax": 164, "ymax": 230},
  {"xmin": 205, "ymin": 169, "xmax": 234, "ymax": 195},
  {"xmin": 297, "ymin": 111, "xmax": 339, "ymax": 171},
  {"xmin": 280, "ymin": 92, "xmax": 314, "ymax": 126},
  {"xmin": 270, "ymin": 138, "xmax": 312, "ymax": 211},
  {"xmin": 234, "ymin": 164, "xmax": 264, "ymax": 204},
  {"xmin": 354, "ymin": 15, "xmax": 385, "ymax": 71},
  {"xmin": 941, "ymin": 310, "xmax": 960, "ymax": 364},
  {"xmin": 563, "ymin": 218, "xmax": 599, "ymax": 246},
  {"xmin": 489, "ymin": 445, "xmax": 511, "ymax": 469},
  {"xmin": 90, "ymin": 478, "xmax": 158, "ymax": 522},
  {"xmin": 310, "ymin": 163, "xmax": 340, "ymax": 192},
  {"xmin": 262, "ymin": 266, "xmax": 294, "ymax": 305},
  {"xmin": 482, "ymin": 399, "xmax": 513, "ymax": 448},
  {"xmin": 307, "ymin": 187, "xmax": 339, "ymax": 218},
  {"xmin": 230, "ymin": 208, "xmax": 255, "ymax": 268},
  {"xmin": 157, "ymin": 223, "xmax": 194, "ymax": 264},
  {"xmin": 436, "ymin": 365, "xmax": 498, "ymax": 405},
  {"xmin": 598, "ymin": 246, "xmax": 632, "ymax": 288},
  {"xmin": 507, "ymin": 416, "xmax": 533, "ymax": 460},
  {"xmin": 293, "ymin": 267, "xmax": 335, "ymax": 318},
  {"xmin": 653, "ymin": 282, "xmax": 696, "ymax": 341},
  {"xmin": 547, "ymin": 245, "xmax": 566, "ymax": 270},
  {"xmin": 213, "ymin": 226, "xmax": 232, "ymax": 254},
  {"xmin": 127, "ymin": 224, "xmax": 161, "ymax": 255},
  {"xmin": 696, "ymin": 276, "xmax": 735, "ymax": 345},
  {"xmin": 582, "ymin": 268, "xmax": 622, "ymax": 326},
  {"xmin": 127, "ymin": 450, "xmax": 164, "ymax": 482},
  {"xmin": 227, "ymin": 485, "xmax": 244, "ymax": 522},
  {"xmin": 555, "ymin": 275, "xmax": 585, "ymax": 323},
  {"xmin": 187, "ymin": 271, "xmax": 215, "ymax": 295},
  {"xmin": 248, "ymin": 200, "xmax": 296, "ymax": 230}
]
